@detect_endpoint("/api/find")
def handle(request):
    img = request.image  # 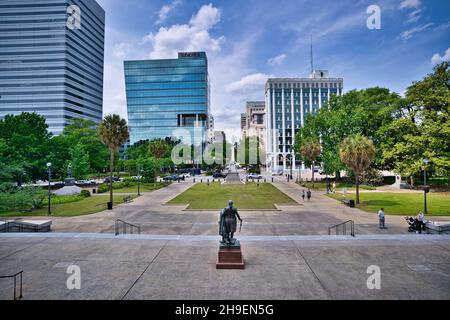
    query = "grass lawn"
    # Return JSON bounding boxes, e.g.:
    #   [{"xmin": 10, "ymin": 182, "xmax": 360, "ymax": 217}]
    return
[
  {"xmin": 327, "ymin": 192, "xmax": 450, "ymax": 216},
  {"xmin": 0, "ymin": 195, "xmax": 138, "ymax": 218},
  {"xmin": 299, "ymin": 181, "xmax": 376, "ymax": 191},
  {"xmin": 167, "ymin": 182, "xmax": 297, "ymax": 209},
  {"xmin": 103, "ymin": 182, "xmax": 167, "ymax": 194}
]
